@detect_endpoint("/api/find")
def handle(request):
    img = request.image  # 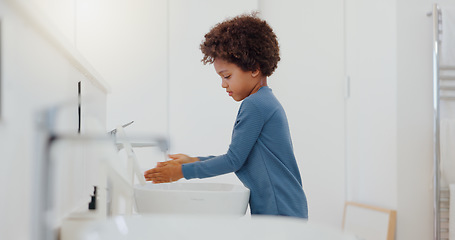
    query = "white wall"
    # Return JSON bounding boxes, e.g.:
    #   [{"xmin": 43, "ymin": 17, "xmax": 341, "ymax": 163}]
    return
[
  {"xmin": 30, "ymin": 0, "xmax": 76, "ymax": 44},
  {"xmin": 396, "ymin": 0, "xmax": 433, "ymax": 238}
]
